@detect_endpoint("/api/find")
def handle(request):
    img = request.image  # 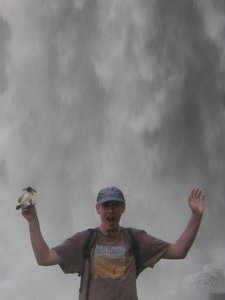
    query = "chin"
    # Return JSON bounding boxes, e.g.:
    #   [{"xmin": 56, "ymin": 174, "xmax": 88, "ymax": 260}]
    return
[{"xmin": 107, "ymin": 224, "xmax": 118, "ymax": 231}]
